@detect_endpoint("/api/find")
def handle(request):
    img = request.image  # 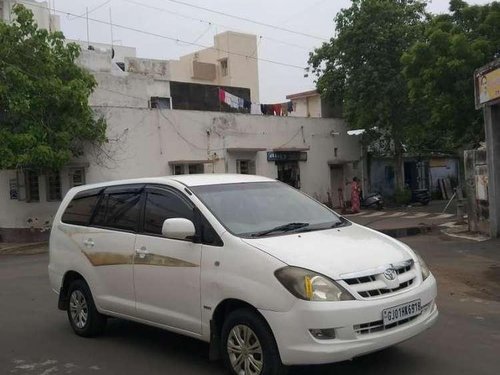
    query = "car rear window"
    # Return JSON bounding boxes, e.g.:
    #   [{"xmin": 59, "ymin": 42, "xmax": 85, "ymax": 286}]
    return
[{"xmin": 61, "ymin": 189, "xmax": 102, "ymax": 226}]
